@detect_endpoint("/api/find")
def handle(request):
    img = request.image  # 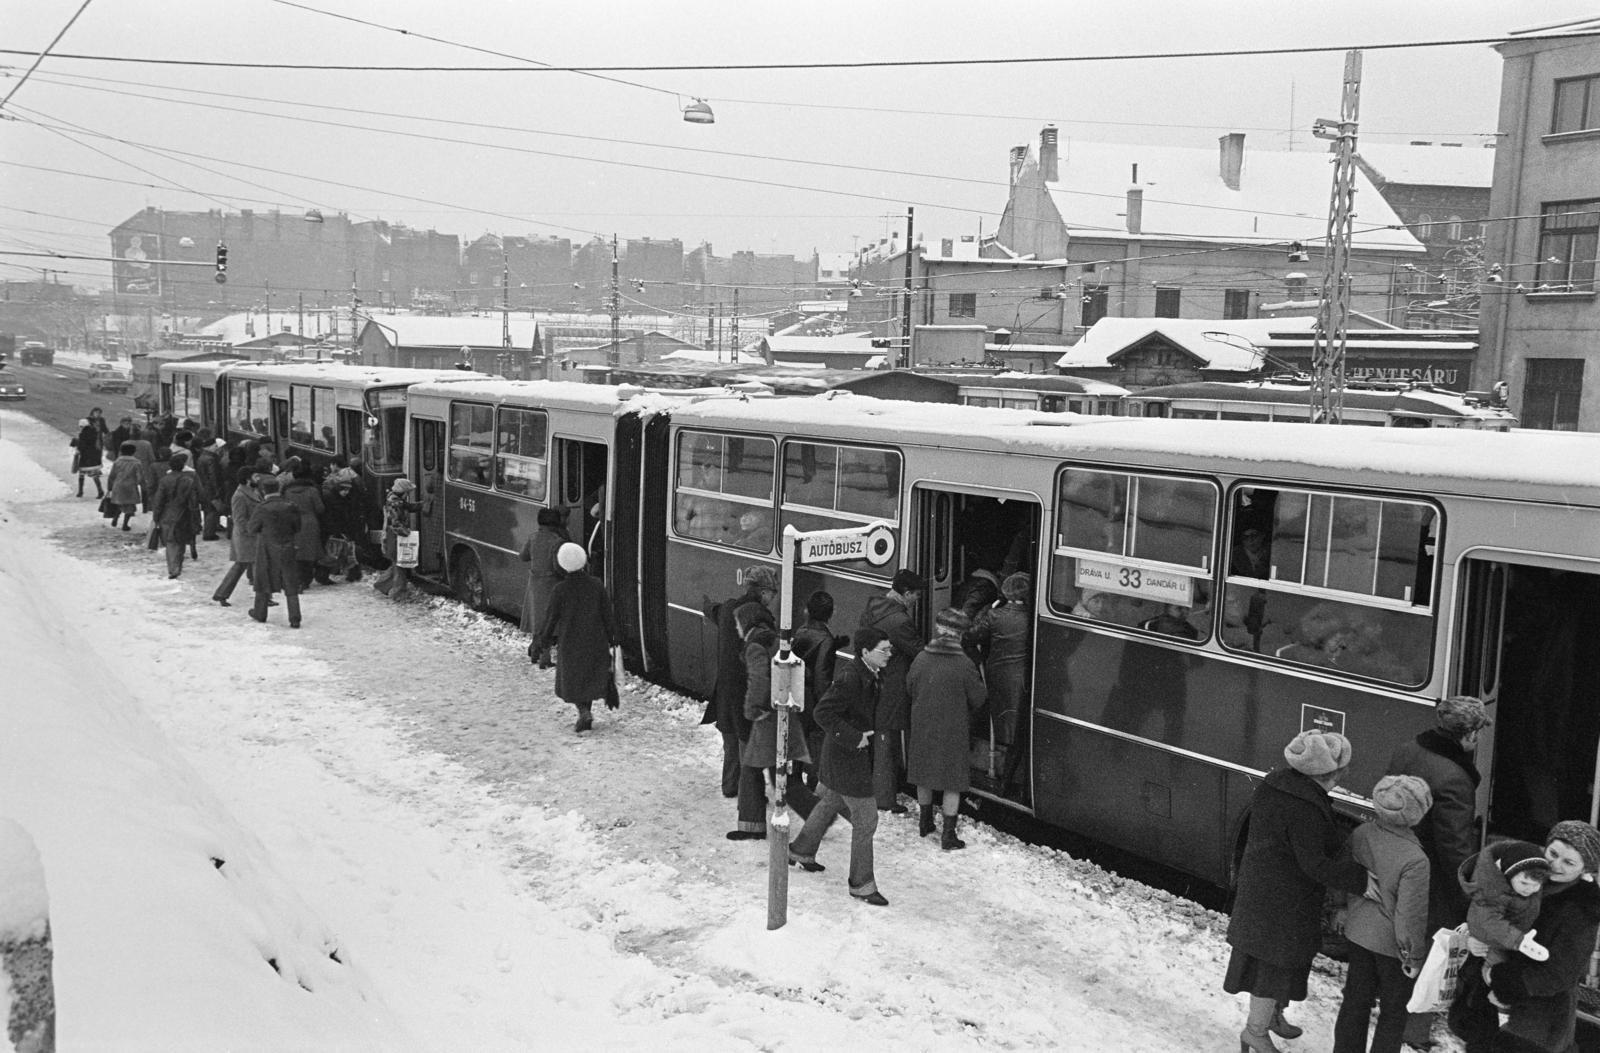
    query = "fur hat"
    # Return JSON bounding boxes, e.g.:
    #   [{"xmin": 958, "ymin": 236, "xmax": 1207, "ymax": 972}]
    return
[
  {"xmin": 742, "ymin": 565, "xmax": 778, "ymax": 592},
  {"xmin": 1283, "ymin": 730, "xmax": 1353, "ymax": 777},
  {"xmin": 556, "ymin": 542, "xmax": 588, "ymax": 573},
  {"xmin": 1496, "ymin": 840, "xmax": 1552, "ymax": 884},
  {"xmin": 934, "ymin": 607, "xmax": 971, "ymax": 635},
  {"xmin": 1437, "ymin": 695, "xmax": 1492, "ymax": 736},
  {"xmin": 1001, "ymin": 572, "xmax": 1032, "ymax": 602},
  {"xmin": 1370, "ymin": 774, "xmax": 1431, "ymax": 828},
  {"xmin": 892, "ymin": 569, "xmax": 926, "ymax": 593},
  {"xmin": 1547, "ymin": 820, "xmax": 1600, "ymax": 876},
  {"xmin": 390, "ymin": 478, "xmax": 415, "ymax": 494}
]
